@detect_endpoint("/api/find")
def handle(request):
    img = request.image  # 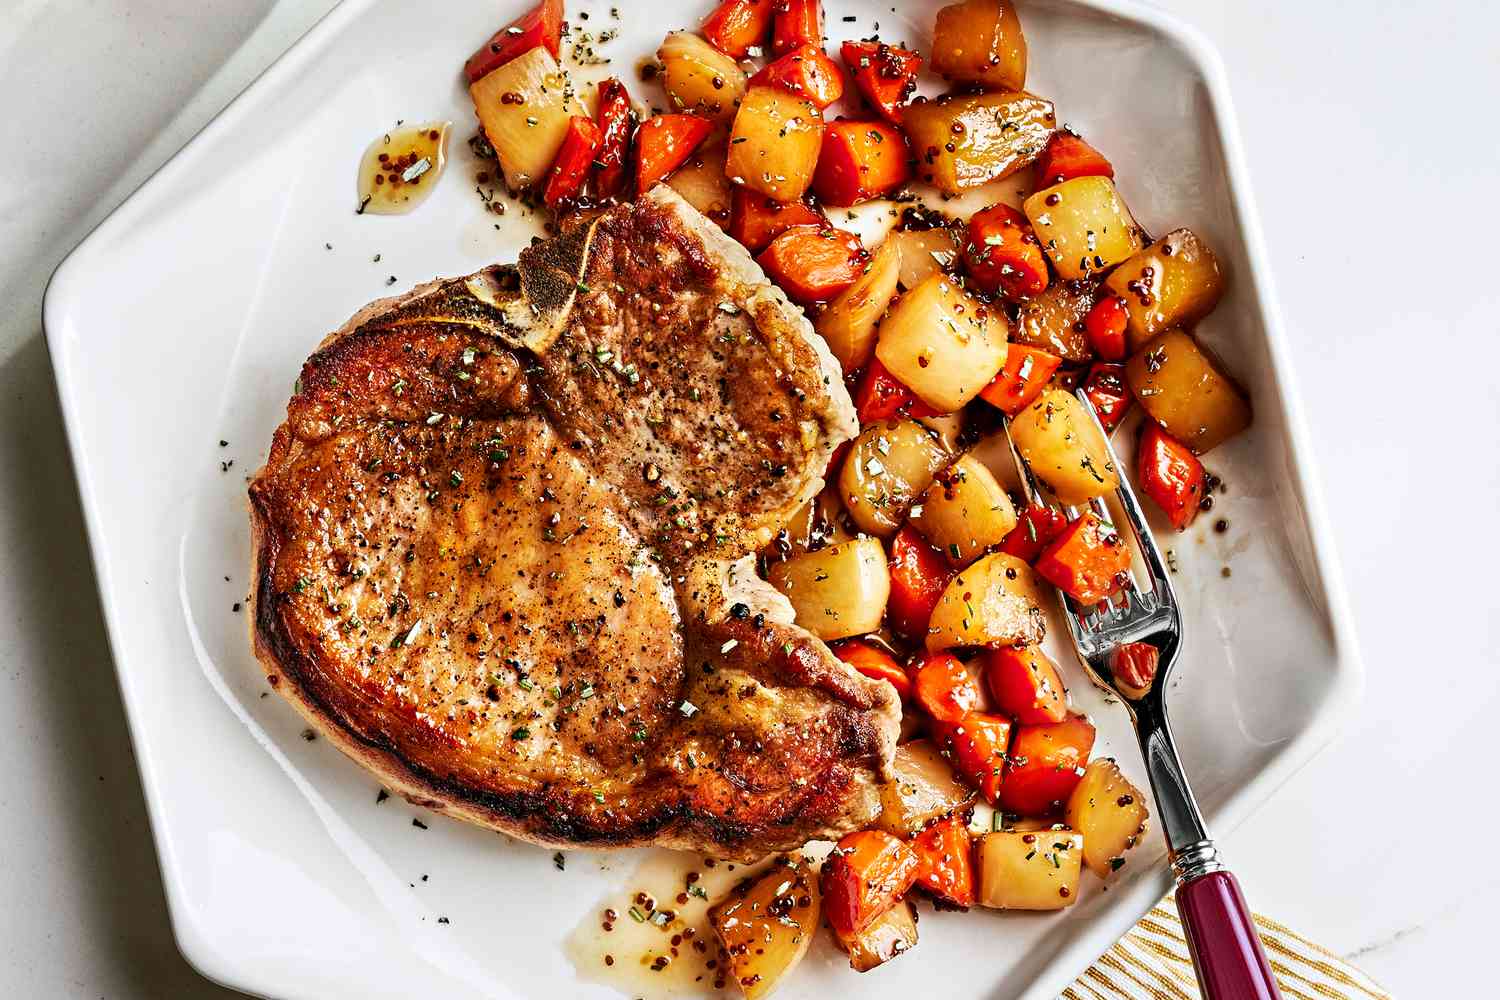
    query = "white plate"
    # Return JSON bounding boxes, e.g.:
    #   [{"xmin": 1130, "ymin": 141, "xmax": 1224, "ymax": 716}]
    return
[{"xmin": 43, "ymin": 0, "xmax": 1361, "ymax": 997}]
